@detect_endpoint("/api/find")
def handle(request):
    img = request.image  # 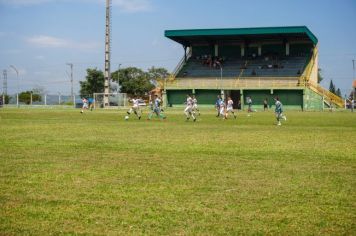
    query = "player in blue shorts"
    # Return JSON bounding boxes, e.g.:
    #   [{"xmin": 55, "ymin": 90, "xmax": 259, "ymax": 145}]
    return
[{"xmin": 274, "ymin": 97, "xmax": 287, "ymax": 125}]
